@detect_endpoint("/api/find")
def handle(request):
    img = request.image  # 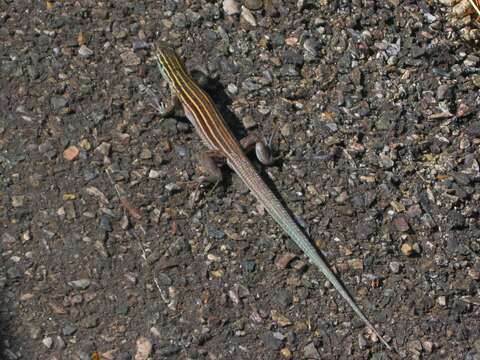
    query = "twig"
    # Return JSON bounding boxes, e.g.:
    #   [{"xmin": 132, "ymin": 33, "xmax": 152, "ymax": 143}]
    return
[
  {"xmin": 460, "ymin": 296, "xmax": 480, "ymax": 306},
  {"xmin": 105, "ymin": 168, "xmax": 142, "ymax": 220},
  {"xmin": 131, "ymin": 226, "xmax": 170, "ymax": 303}
]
